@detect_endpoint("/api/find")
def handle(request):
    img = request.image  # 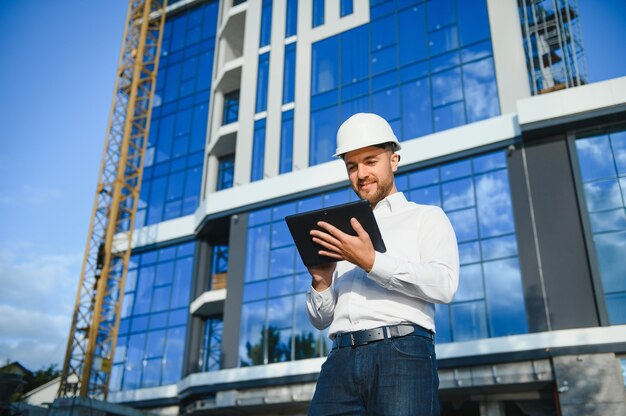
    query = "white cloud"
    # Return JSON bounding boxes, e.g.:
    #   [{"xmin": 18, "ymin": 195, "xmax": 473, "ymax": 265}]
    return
[{"xmin": 0, "ymin": 245, "xmax": 81, "ymax": 370}]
